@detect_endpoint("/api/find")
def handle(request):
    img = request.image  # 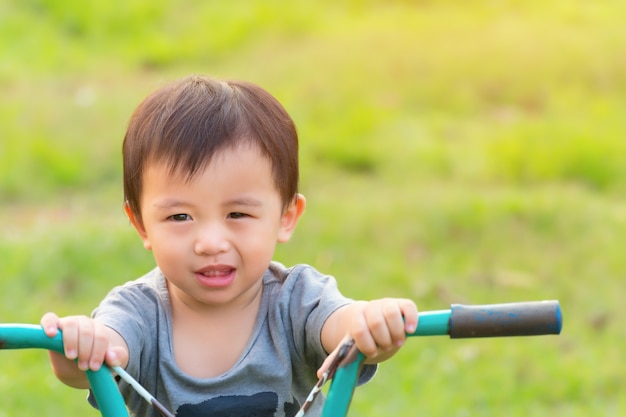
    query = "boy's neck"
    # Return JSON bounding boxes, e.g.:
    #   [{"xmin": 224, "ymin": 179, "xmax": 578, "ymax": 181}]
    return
[
  {"xmin": 167, "ymin": 280, "xmax": 264, "ymax": 378},
  {"xmin": 166, "ymin": 278, "xmax": 264, "ymax": 319}
]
